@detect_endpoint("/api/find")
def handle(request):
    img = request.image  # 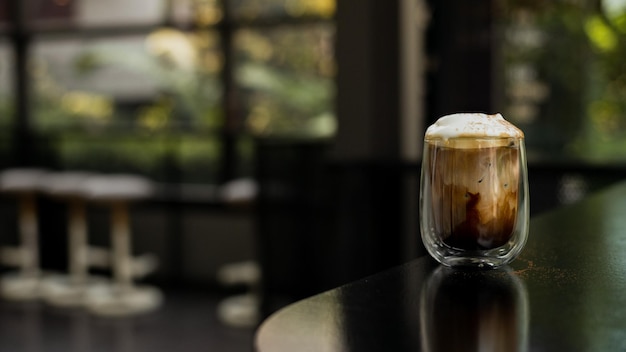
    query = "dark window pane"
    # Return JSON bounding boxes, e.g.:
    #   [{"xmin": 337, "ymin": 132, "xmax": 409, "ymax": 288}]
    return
[
  {"xmin": 0, "ymin": 0, "xmax": 10, "ymax": 26},
  {"xmin": 234, "ymin": 24, "xmax": 336, "ymax": 137},
  {"xmin": 26, "ymin": 0, "xmax": 74, "ymax": 23}
]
